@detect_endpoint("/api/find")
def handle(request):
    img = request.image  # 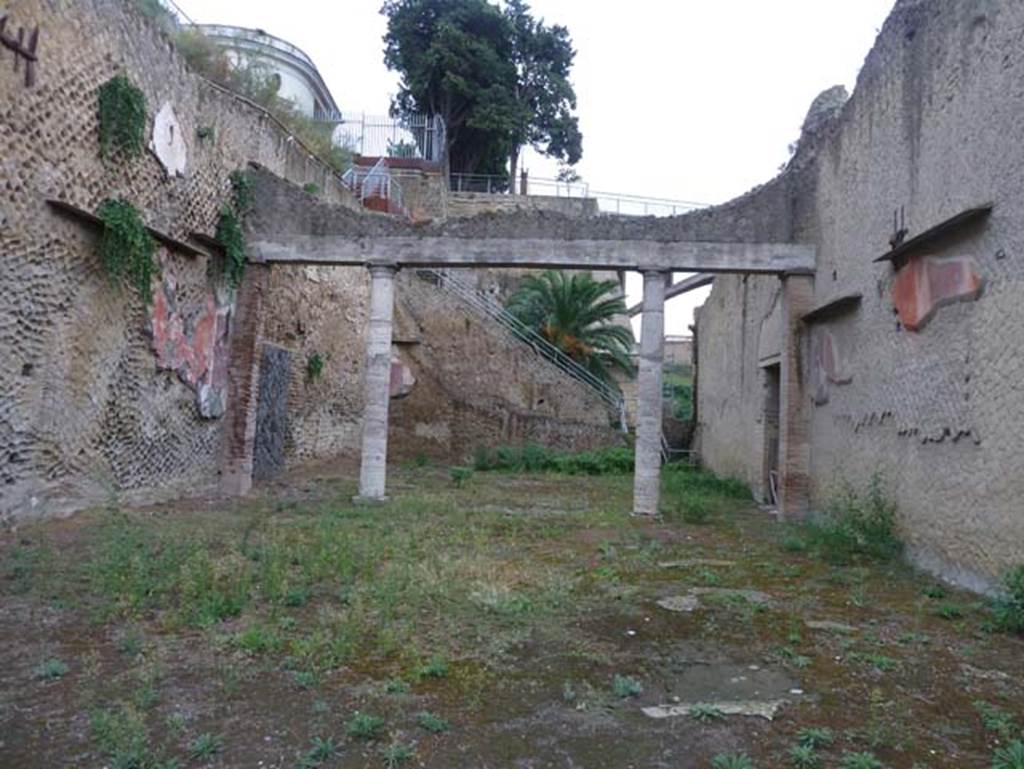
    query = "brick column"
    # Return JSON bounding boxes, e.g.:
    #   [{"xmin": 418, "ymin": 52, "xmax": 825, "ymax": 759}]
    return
[
  {"xmin": 220, "ymin": 263, "xmax": 270, "ymax": 496},
  {"xmin": 633, "ymin": 270, "xmax": 668, "ymax": 516},
  {"xmin": 355, "ymin": 264, "xmax": 397, "ymax": 502},
  {"xmin": 778, "ymin": 270, "xmax": 815, "ymax": 519}
]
